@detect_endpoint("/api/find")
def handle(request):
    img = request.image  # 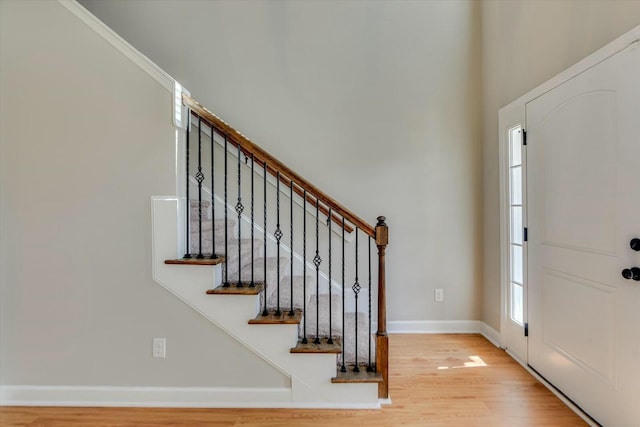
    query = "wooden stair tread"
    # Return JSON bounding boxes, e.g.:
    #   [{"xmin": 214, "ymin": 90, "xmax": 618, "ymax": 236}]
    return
[
  {"xmin": 332, "ymin": 366, "xmax": 382, "ymax": 383},
  {"xmin": 290, "ymin": 338, "xmax": 342, "ymax": 354},
  {"xmin": 249, "ymin": 309, "xmax": 303, "ymax": 325},
  {"xmin": 206, "ymin": 283, "xmax": 264, "ymax": 295},
  {"xmin": 165, "ymin": 257, "xmax": 224, "ymax": 265}
]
